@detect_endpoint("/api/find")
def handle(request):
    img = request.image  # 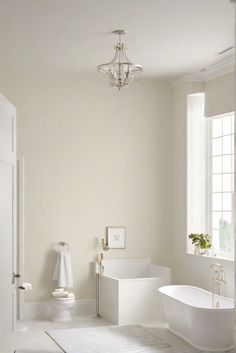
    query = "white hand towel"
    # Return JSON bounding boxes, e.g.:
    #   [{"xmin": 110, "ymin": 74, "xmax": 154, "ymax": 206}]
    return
[{"xmin": 53, "ymin": 247, "xmax": 73, "ymax": 288}]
